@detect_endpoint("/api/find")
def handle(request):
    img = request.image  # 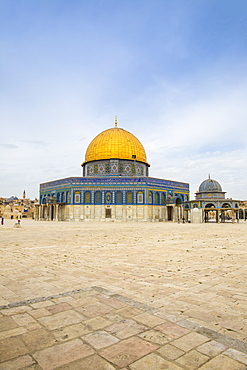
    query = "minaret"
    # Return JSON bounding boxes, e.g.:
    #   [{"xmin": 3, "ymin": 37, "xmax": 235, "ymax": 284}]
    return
[{"xmin": 23, "ymin": 190, "xmax": 26, "ymax": 199}]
